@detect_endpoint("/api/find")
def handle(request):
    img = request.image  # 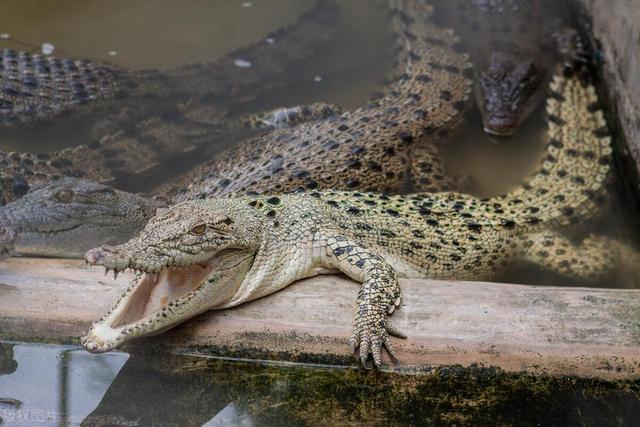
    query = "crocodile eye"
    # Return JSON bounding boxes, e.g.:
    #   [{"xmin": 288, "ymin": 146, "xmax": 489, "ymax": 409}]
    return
[
  {"xmin": 55, "ymin": 190, "xmax": 74, "ymax": 203},
  {"xmin": 190, "ymin": 224, "xmax": 207, "ymax": 235}
]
